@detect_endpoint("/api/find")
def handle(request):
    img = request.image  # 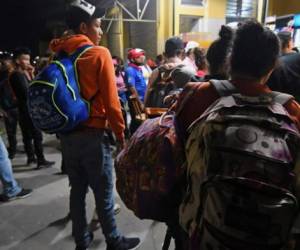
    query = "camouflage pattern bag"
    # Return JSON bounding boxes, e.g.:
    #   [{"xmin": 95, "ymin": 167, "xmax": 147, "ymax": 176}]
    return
[
  {"xmin": 179, "ymin": 81, "xmax": 300, "ymax": 250},
  {"xmin": 115, "ymin": 112, "xmax": 186, "ymax": 222}
]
